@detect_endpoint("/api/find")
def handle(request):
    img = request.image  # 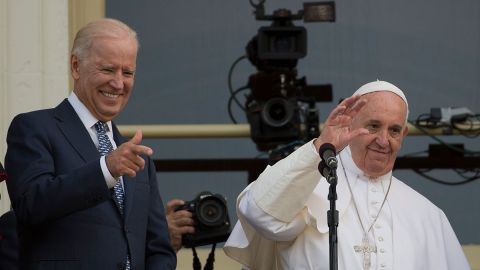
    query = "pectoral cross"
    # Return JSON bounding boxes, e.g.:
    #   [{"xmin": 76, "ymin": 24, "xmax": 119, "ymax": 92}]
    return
[{"xmin": 354, "ymin": 234, "xmax": 377, "ymax": 269}]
